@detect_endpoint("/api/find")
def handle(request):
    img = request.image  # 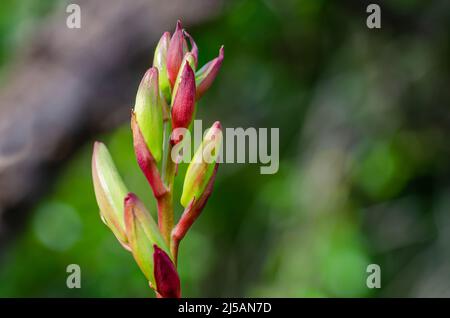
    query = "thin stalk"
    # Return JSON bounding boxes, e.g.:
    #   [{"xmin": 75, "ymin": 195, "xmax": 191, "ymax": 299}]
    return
[
  {"xmin": 170, "ymin": 235, "xmax": 181, "ymax": 267},
  {"xmin": 161, "ymin": 121, "xmax": 169, "ymax": 182},
  {"xmin": 156, "ymin": 190, "xmax": 173, "ymax": 246},
  {"xmin": 157, "ymin": 121, "xmax": 176, "ymax": 247}
]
